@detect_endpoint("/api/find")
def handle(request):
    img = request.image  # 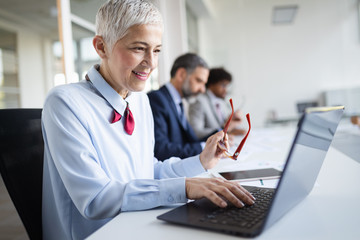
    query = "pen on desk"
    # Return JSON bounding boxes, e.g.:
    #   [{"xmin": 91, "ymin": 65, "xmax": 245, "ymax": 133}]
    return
[{"xmin": 259, "ymin": 179, "xmax": 264, "ymax": 186}]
